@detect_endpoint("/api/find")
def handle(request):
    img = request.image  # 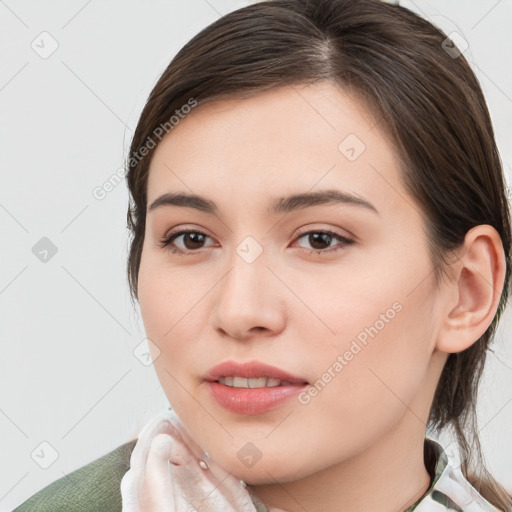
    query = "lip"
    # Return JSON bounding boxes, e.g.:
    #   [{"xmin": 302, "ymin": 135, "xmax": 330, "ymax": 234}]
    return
[
  {"xmin": 204, "ymin": 360, "xmax": 309, "ymax": 415},
  {"xmin": 205, "ymin": 360, "xmax": 309, "ymax": 384}
]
